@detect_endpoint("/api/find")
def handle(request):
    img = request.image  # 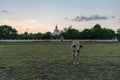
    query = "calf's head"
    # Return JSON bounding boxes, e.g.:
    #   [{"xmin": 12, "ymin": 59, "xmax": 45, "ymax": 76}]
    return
[{"xmin": 72, "ymin": 42, "xmax": 83, "ymax": 54}]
